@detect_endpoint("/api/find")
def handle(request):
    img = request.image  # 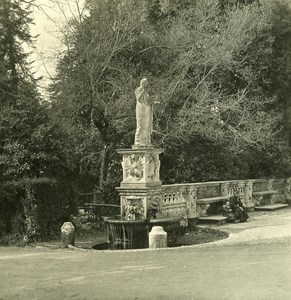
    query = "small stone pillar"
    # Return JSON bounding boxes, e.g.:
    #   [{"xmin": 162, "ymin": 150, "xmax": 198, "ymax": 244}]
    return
[
  {"xmin": 244, "ymin": 180, "xmax": 255, "ymax": 211},
  {"xmin": 220, "ymin": 182, "xmax": 230, "ymax": 197},
  {"xmin": 149, "ymin": 226, "xmax": 167, "ymax": 249},
  {"xmin": 61, "ymin": 222, "xmax": 75, "ymax": 248}
]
